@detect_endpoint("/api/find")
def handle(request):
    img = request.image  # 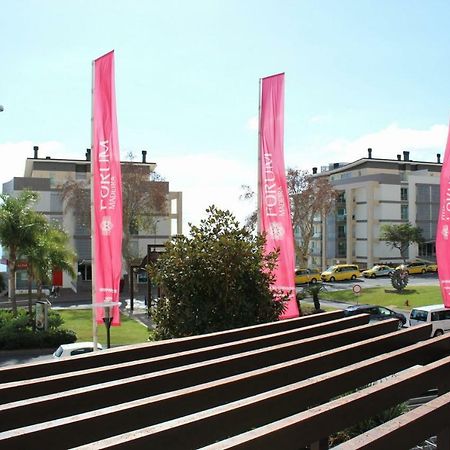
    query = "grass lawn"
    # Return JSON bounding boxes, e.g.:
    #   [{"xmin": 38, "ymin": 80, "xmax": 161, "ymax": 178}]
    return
[
  {"xmin": 58, "ymin": 309, "xmax": 150, "ymax": 346},
  {"xmin": 321, "ymin": 285, "xmax": 443, "ymax": 310}
]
